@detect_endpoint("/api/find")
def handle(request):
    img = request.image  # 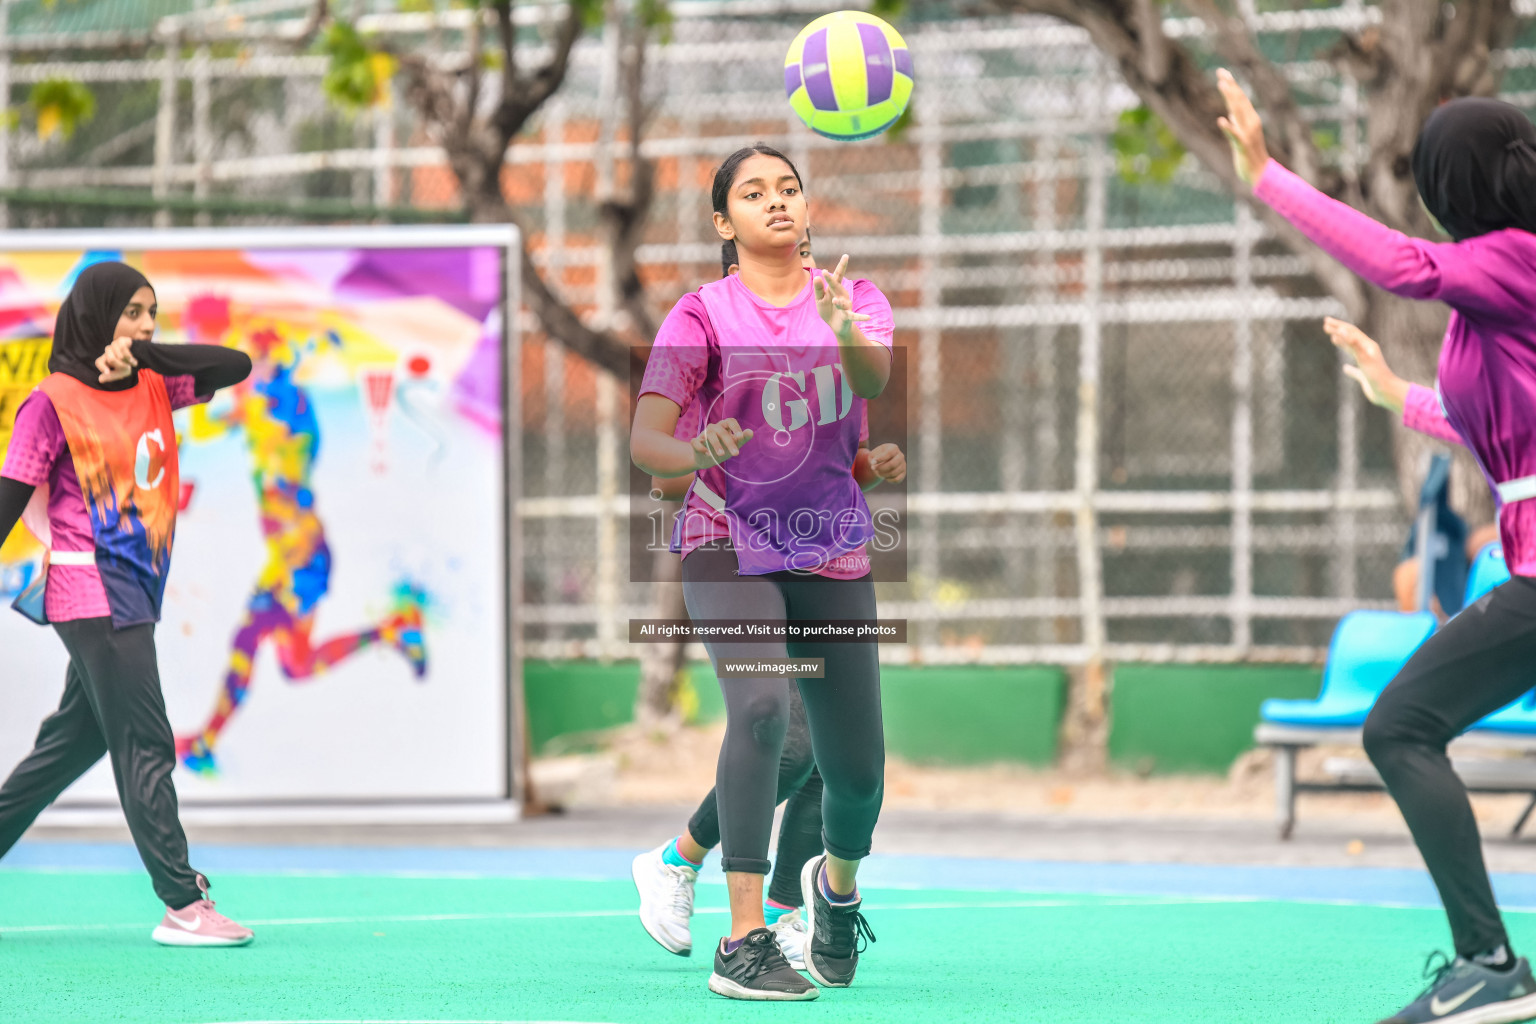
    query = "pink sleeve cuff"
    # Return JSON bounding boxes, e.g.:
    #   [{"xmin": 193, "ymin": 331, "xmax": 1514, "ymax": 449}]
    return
[{"xmin": 1403, "ymin": 383, "xmax": 1464, "ymax": 446}]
